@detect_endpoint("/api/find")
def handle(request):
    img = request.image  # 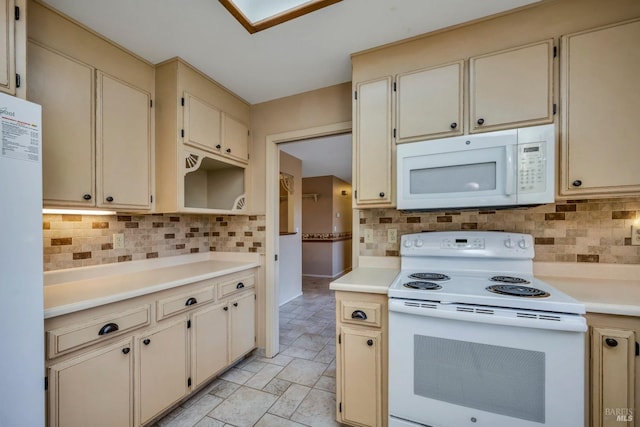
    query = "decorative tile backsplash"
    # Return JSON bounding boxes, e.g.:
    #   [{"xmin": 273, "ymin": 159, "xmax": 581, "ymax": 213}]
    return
[
  {"xmin": 43, "ymin": 213, "xmax": 265, "ymax": 271},
  {"xmin": 359, "ymin": 198, "xmax": 640, "ymax": 264}
]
